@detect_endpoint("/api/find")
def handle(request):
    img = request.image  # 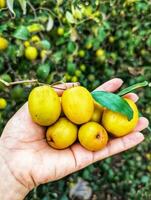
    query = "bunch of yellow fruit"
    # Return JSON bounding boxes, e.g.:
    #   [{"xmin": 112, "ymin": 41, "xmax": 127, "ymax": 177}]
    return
[
  {"xmin": 28, "ymin": 85, "xmax": 138, "ymax": 151},
  {"xmin": 24, "ymin": 35, "xmax": 48, "ymax": 61}
]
